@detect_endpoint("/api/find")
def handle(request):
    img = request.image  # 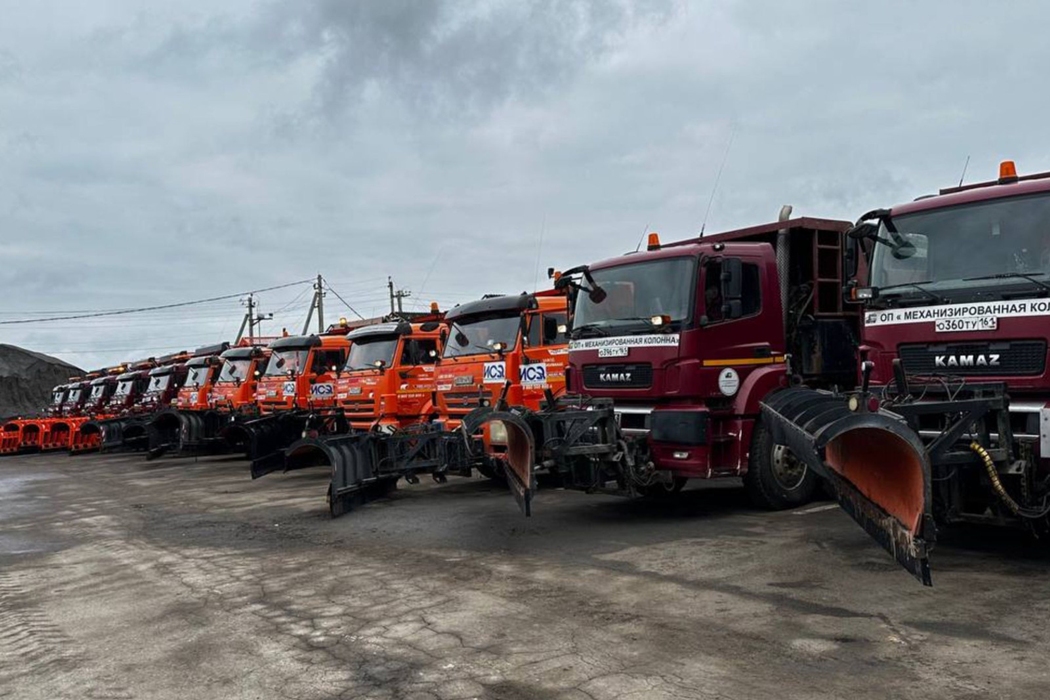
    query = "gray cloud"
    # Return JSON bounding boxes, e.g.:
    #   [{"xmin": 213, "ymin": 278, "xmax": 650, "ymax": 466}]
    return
[{"xmin": 1, "ymin": 0, "xmax": 1049, "ymax": 369}]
